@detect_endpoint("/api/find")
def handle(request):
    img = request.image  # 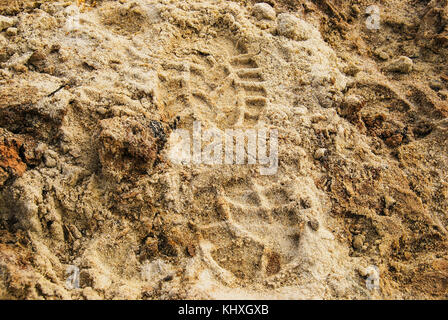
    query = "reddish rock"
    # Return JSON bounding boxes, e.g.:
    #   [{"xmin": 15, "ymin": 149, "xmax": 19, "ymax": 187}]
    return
[{"xmin": 0, "ymin": 137, "xmax": 26, "ymax": 186}]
